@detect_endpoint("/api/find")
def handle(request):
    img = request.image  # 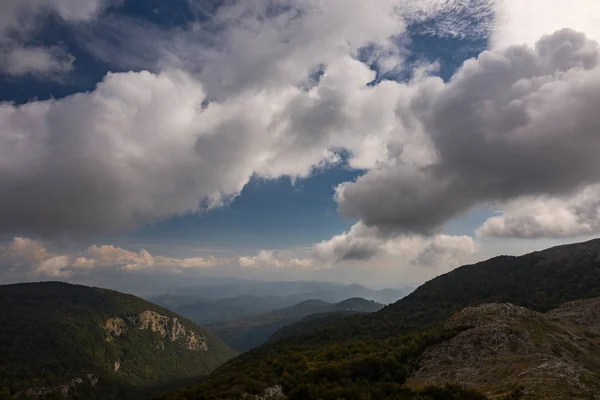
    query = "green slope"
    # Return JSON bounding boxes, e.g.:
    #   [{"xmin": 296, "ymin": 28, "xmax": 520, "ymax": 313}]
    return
[
  {"xmin": 160, "ymin": 238, "xmax": 600, "ymax": 400},
  {"xmin": 370, "ymin": 237, "xmax": 600, "ymax": 338},
  {"xmin": 267, "ymin": 310, "xmax": 368, "ymax": 342},
  {"xmin": 0, "ymin": 282, "xmax": 237, "ymax": 399}
]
